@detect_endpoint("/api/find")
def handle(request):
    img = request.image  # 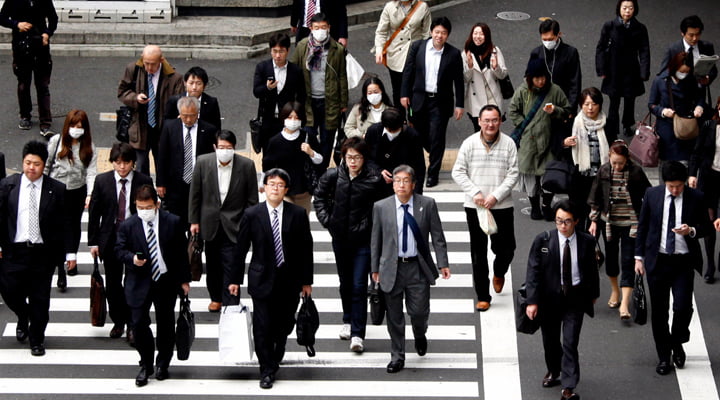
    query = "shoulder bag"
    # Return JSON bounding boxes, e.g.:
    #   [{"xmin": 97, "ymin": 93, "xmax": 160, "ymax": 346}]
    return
[
  {"xmin": 629, "ymin": 112, "xmax": 659, "ymax": 167},
  {"xmin": 380, "ymin": 1, "xmax": 424, "ymax": 66},
  {"xmin": 667, "ymin": 79, "xmax": 699, "ymax": 140},
  {"xmin": 46, "ymin": 135, "xmax": 61, "ymax": 177},
  {"xmin": 509, "ymin": 90, "xmax": 548, "ymax": 147}
]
